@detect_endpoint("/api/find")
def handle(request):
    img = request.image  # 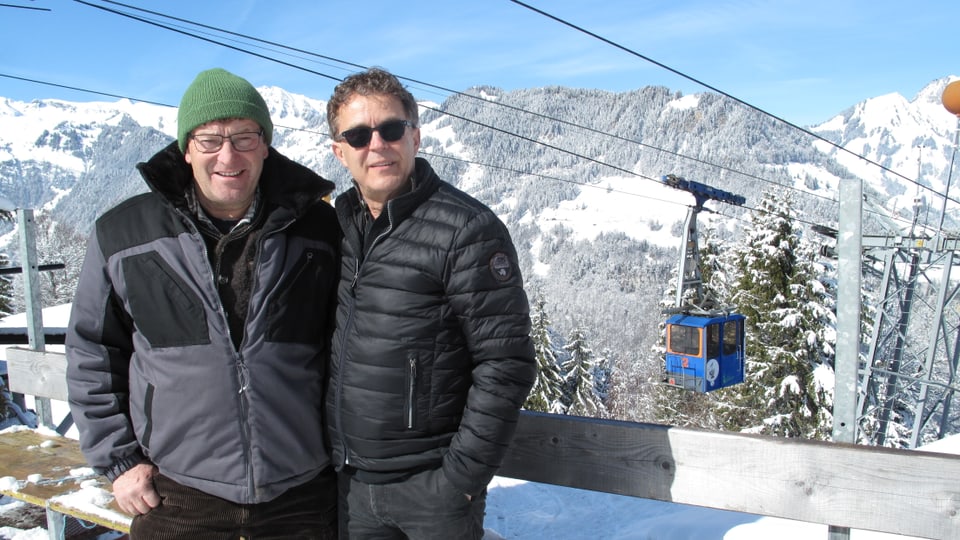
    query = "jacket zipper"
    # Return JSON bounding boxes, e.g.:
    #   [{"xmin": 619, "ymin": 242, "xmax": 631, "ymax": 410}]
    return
[
  {"xmin": 336, "ymin": 200, "xmax": 395, "ymax": 466},
  {"xmin": 407, "ymin": 354, "xmax": 417, "ymax": 429},
  {"xmin": 209, "ymin": 211, "xmax": 295, "ymax": 497},
  {"xmin": 241, "ymin": 217, "xmax": 296, "ymax": 496},
  {"xmin": 179, "ymin": 211, "xmax": 258, "ymax": 491}
]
